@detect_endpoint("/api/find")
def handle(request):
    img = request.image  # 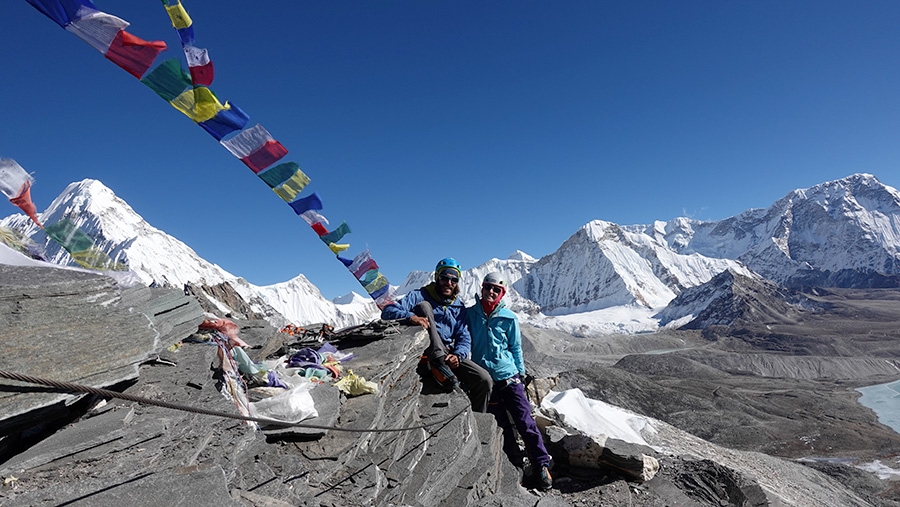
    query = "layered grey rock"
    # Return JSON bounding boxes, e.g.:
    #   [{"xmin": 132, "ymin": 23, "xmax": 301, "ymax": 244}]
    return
[
  {"xmin": 0, "ymin": 264, "xmax": 202, "ymax": 432},
  {"xmin": 1, "ymin": 263, "xmax": 897, "ymax": 506}
]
